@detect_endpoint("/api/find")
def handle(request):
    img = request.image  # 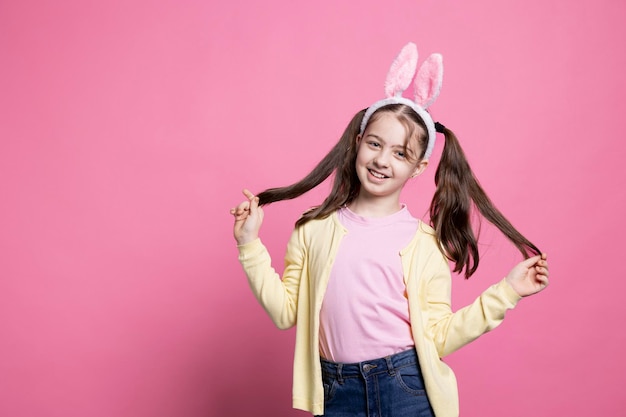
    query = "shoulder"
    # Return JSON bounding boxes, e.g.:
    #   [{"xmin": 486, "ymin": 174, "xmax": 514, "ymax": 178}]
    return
[
  {"xmin": 405, "ymin": 220, "xmax": 446, "ymax": 259},
  {"xmin": 297, "ymin": 210, "xmax": 340, "ymax": 232},
  {"xmin": 291, "ymin": 210, "xmax": 342, "ymax": 243},
  {"xmin": 418, "ymin": 220, "xmax": 437, "ymax": 236},
  {"xmin": 416, "ymin": 221, "xmax": 440, "ymax": 250}
]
